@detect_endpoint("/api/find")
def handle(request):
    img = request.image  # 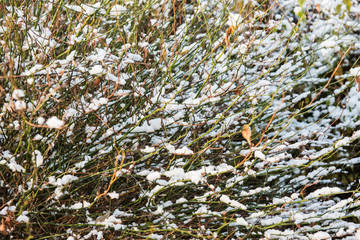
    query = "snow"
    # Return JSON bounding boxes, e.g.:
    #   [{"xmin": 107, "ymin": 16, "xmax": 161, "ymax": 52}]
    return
[
  {"xmin": 306, "ymin": 187, "xmax": 344, "ymax": 199},
  {"xmin": 265, "ymin": 229, "xmax": 297, "ymax": 239},
  {"xmin": 110, "ymin": 5, "xmax": 127, "ymax": 16},
  {"xmin": 14, "ymin": 100, "xmax": 26, "ymax": 110},
  {"xmin": 261, "ymin": 216, "xmax": 283, "ymax": 226},
  {"xmin": 352, "ymin": 130, "xmax": 360, "ymax": 139},
  {"xmin": 187, "ymin": 170, "xmax": 204, "ymax": 184},
  {"xmin": 148, "ymin": 234, "xmax": 163, "ymax": 240},
  {"xmin": 255, "ymin": 151, "xmax": 266, "ymax": 161},
  {"xmin": 183, "ymin": 98, "xmax": 201, "ymax": 106},
  {"xmin": 49, "ymin": 175, "xmax": 78, "ymax": 186},
  {"xmin": 327, "ymin": 198, "xmax": 351, "ymax": 211},
  {"xmin": 0, "ymin": 207, "xmax": 9, "ymax": 215},
  {"xmin": 23, "ymin": 64, "xmax": 43, "ymax": 75},
  {"xmin": 240, "ymin": 187, "xmax": 271, "ymax": 197},
  {"xmin": 146, "ymin": 172, "xmax": 161, "ymax": 181},
  {"xmin": 310, "ymin": 231, "xmax": 331, "ymax": 240},
  {"xmin": 16, "ymin": 212, "xmax": 29, "ymax": 222},
  {"xmin": 349, "ymin": 67, "xmax": 360, "ymax": 76},
  {"xmin": 70, "ymin": 202, "xmax": 83, "ymax": 209},
  {"xmin": 108, "ymin": 192, "xmax": 120, "ymax": 199},
  {"xmin": 239, "ymin": 44, "xmax": 247, "ymax": 54},
  {"xmin": 82, "ymin": 3, "xmax": 98, "ymax": 15},
  {"xmin": 248, "ymin": 211, "xmax": 264, "ymax": 219},
  {"xmin": 27, "ymin": 78, "xmax": 34, "ymax": 84},
  {"xmin": 220, "ymin": 195, "xmax": 247, "ymax": 210},
  {"xmin": 86, "ymin": 98, "xmax": 108, "ymax": 112},
  {"xmin": 176, "ymin": 198, "xmax": 187, "ymax": 204},
  {"xmin": 165, "ymin": 144, "xmax": 194, "ymax": 155},
  {"xmin": 164, "ymin": 168, "xmax": 185, "ymax": 179},
  {"xmin": 294, "ymin": 6, "xmax": 302, "ymax": 15},
  {"xmin": 89, "ymin": 65, "xmax": 104, "ymax": 75},
  {"xmin": 236, "ymin": 217, "xmax": 248, "ymax": 226},
  {"xmin": 273, "ymin": 196, "xmax": 292, "ymax": 204},
  {"xmin": 33, "ymin": 150, "xmax": 44, "ymax": 167},
  {"xmin": 355, "ymin": 230, "xmax": 360, "ymax": 239},
  {"xmin": 84, "ymin": 229, "xmax": 104, "ymax": 240},
  {"xmin": 87, "ymin": 48, "xmax": 109, "ymax": 62},
  {"xmin": 46, "ymin": 116, "xmax": 64, "ymax": 129},
  {"xmin": 141, "ymin": 146, "xmax": 156, "ymax": 153},
  {"xmin": 126, "ymin": 53, "xmax": 143, "ymax": 62},
  {"xmin": 227, "ymin": 12, "xmax": 242, "ymax": 27},
  {"xmin": 6, "ymin": 158, "xmax": 25, "ymax": 173},
  {"xmin": 12, "ymin": 89, "xmax": 25, "ymax": 100},
  {"xmin": 105, "ymin": 73, "xmax": 127, "ymax": 84},
  {"xmin": 64, "ymin": 108, "xmax": 79, "ymax": 119}
]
